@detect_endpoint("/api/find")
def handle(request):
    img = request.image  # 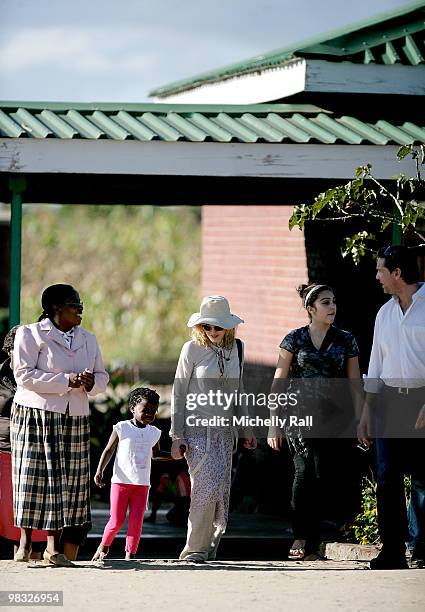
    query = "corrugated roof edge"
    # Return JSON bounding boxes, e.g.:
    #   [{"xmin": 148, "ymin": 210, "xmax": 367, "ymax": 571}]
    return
[
  {"xmin": 149, "ymin": 0, "xmax": 425, "ymax": 97},
  {"xmin": 0, "ymin": 102, "xmax": 328, "ymax": 114},
  {"xmin": 1, "ymin": 105, "xmax": 424, "ymax": 145}
]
